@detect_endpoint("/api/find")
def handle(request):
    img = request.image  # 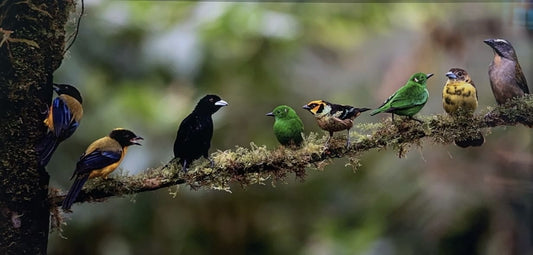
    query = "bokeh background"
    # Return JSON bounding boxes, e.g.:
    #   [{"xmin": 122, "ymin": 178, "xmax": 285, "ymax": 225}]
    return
[{"xmin": 48, "ymin": 1, "xmax": 532, "ymax": 254}]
